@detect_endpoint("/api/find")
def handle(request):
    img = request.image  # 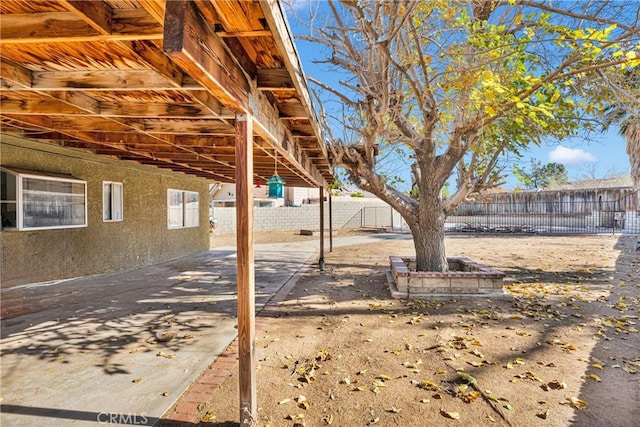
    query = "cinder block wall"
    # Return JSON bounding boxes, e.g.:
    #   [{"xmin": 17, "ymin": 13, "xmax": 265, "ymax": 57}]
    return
[
  {"xmin": 211, "ymin": 198, "xmax": 391, "ymax": 235},
  {"xmin": 1, "ymin": 135, "xmax": 210, "ymax": 288}
]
